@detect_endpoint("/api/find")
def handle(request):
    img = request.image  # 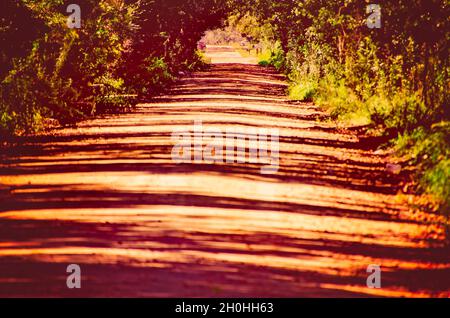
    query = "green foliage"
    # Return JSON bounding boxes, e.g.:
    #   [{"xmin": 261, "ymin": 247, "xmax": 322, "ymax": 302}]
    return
[
  {"xmin": 257, "ymin": 42, "xmax": 284, "ymax": 70},
  {"xmin": 143, "ymin": 57, "xmax": 174, "ymax": 95},
  {"xmin": 230, "ymin": 0, "xmax": 449, "ymax": 215},
  {"xmin": 315, "ymin": 75, "xmax": 370, "ymax": 126},
  {"xmin": 0, "ymin": 0, "xmax": 138, "ymax": 137},
  {"xmin": 288, "ymin": 81, "xmax": 317, "ymax": 102},
  {"xmin": 396, "ymin": 123, "xmax": 450, "ymax": 214},
  {"xmin": 91, "ymin": 77, "xmax": 135, "ymax": 115},
  {"xmin": 186, "ymin": 50, "xmax": 210, "ymax": 70},
  {"xmin": 1, "ymin": 0, "xmax": 230, "ymax": 138},
  {"xmin": 201, "ymin": 25, "xmax": 246, "ymax": 45},
  {"xmin": 1, "ymin": 39, "xmax": 78, "ymax": 134},
  {"xmin": 369, "ymin": 92, "xmax": 427, "ymax": 132}
]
